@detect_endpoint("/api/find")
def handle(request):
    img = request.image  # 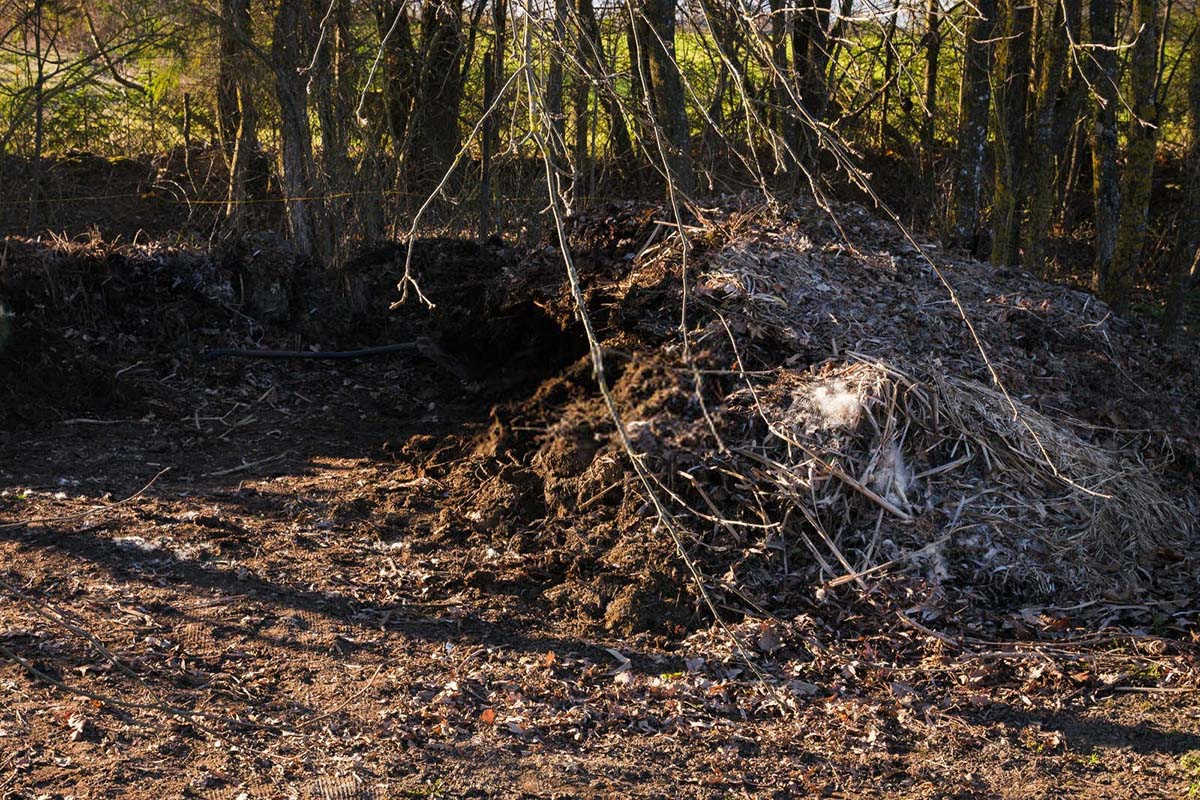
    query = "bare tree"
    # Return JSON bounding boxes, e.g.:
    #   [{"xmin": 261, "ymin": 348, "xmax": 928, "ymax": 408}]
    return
[
  {"xmin": 1087, "ymin": 0, "xmax": 1121, "ymax": 295},
  {"xmin": 950, "ymin": 0, "xmax": 997, "ymax": 251},
  {"xmin": 630, "ymin": 0, "xmax": 693, "ymax": 194},
  {"xmin": 1108, "ymin": 0, "xmax": 1161, "ymax": 309},
  {"xmin": 272, "ymin": 0, "xmax": 320, "ymax": 259},
  {"xmin": 990, "ymin": 0, "xmax": 1034, "ymax": 266}
]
